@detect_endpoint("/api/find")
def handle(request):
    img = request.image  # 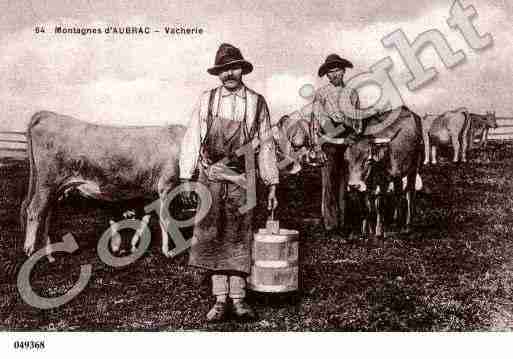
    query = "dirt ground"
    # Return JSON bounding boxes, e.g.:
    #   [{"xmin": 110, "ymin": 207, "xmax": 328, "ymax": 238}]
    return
[{"xmin": 1, "ymin": 143, "xmax": 512, "ymax": 331}]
